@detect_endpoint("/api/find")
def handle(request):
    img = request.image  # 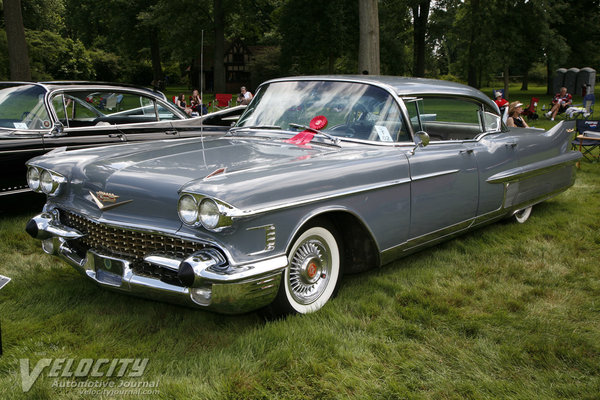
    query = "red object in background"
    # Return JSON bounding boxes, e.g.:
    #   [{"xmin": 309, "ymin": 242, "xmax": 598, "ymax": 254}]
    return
[
  {"xmin": 215, "ymin": 93, "xmax": 233, "ymax": 107},
  {"xmin": 286, "ymin": 116, "xmax": 328, "ymax": 145}
]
